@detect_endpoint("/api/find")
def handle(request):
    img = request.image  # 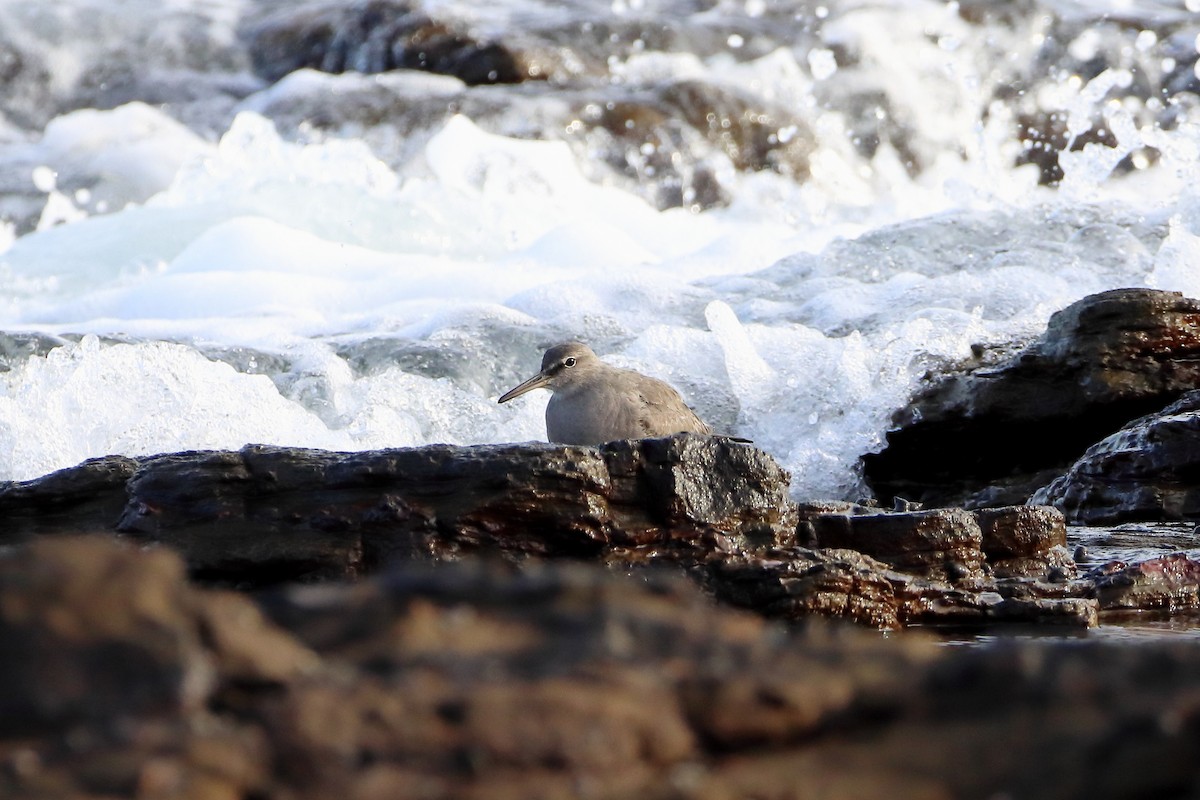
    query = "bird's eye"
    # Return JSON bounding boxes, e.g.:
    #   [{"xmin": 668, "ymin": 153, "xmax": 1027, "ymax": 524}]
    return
[{"xmin": 564, "ymin": 357, "xmax": 577, "ymax": 368}]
